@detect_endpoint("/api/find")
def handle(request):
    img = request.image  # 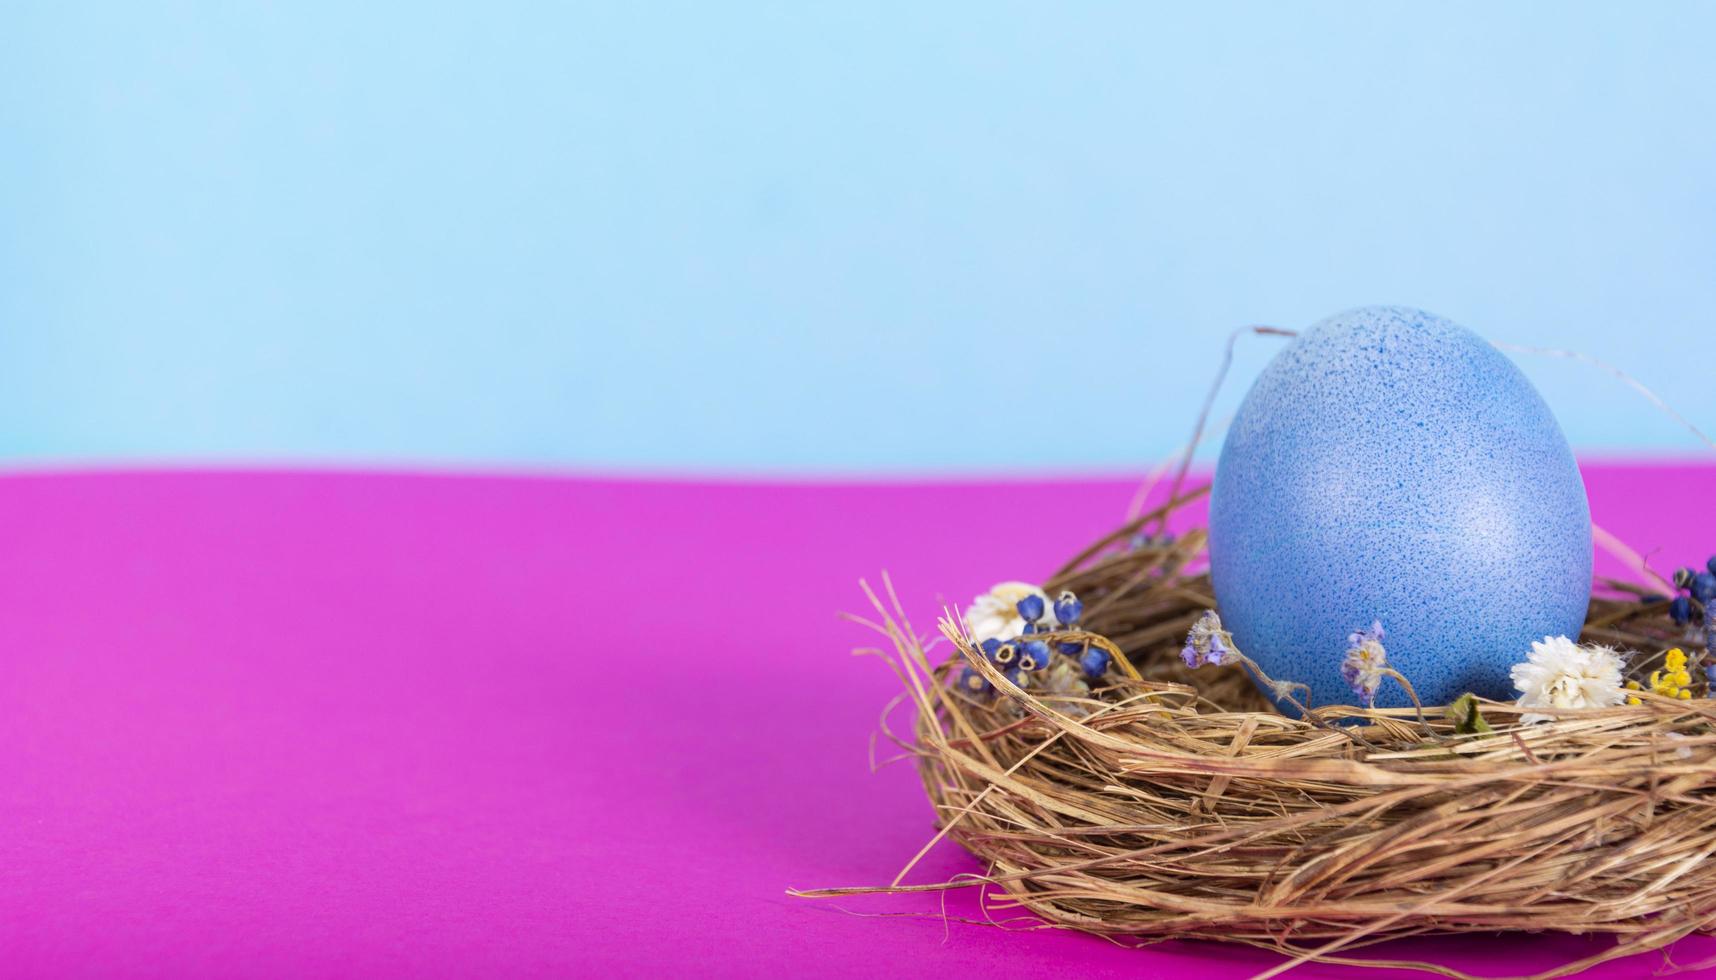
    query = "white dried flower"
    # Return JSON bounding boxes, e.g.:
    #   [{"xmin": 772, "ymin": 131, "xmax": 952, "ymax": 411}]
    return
[
  {"xmin": 1039, "ymin": 659, "xmax": 1093, "ymax": 718},
  {"xmin": 1666, "ymin": 731, "xmax": 1693, "ymax": 760},
  {"xmin": 1511, "ymin": 635, "xmax": 1626, "ymax": 724},
  {"xmin": 965, "ymin": 581, "xmax": 1056, "ymax": 644}
]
